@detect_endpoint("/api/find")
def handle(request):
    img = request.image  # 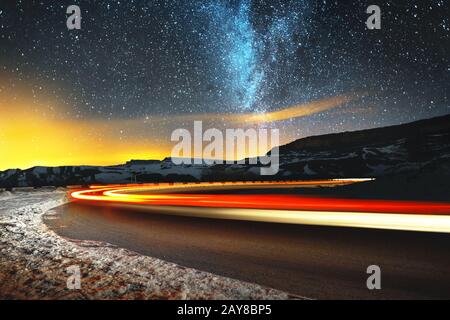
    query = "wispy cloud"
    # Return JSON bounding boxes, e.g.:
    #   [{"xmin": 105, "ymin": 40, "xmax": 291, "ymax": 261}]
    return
[{"xmin": 165, "ymin": 95, "xmax": 356, "ymax": 125}]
